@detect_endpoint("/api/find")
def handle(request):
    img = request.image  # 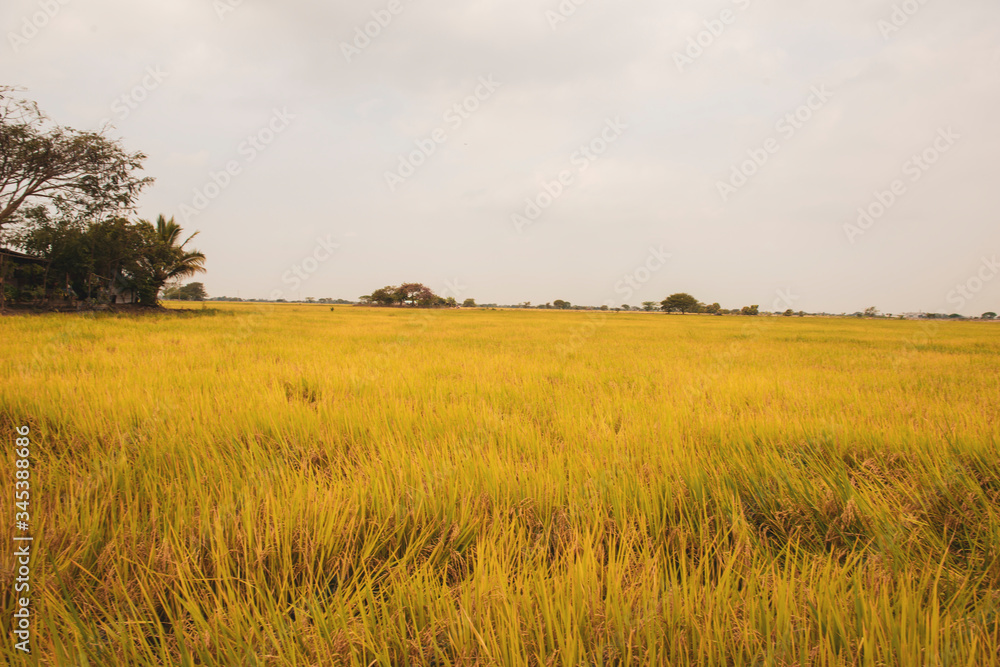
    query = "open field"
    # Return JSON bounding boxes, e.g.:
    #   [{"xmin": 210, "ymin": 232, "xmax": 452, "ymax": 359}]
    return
[{"xmin": 2, "ymin": 304, "xmax": 1000, "ymax": 666}]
